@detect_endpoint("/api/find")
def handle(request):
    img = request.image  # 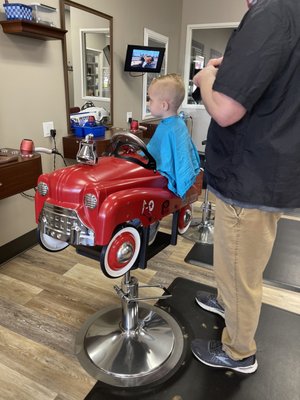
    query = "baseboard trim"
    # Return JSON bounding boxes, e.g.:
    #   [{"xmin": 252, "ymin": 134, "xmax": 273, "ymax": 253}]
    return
[{"xmin": 0, "ymin": 229, "xmax": 37, "ymax": 265}]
